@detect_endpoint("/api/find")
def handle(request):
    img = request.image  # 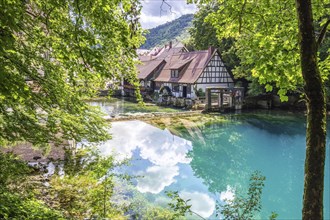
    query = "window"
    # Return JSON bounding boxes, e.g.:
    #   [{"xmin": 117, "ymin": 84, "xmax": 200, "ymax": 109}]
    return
[
  {"xmin": 155, "ymin": 82, "xmax": 162, "ymax": 90},
  {"xmin": 171, "ymin": 69, "xmax": 179, "ymax": 78},
  {"xmin": 173, "ymin": 84, "xmax": 179, "ymax": 92},
  {"xmin": 187, "ymin": 85, "xmax": 191, "ymax": 94}
]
